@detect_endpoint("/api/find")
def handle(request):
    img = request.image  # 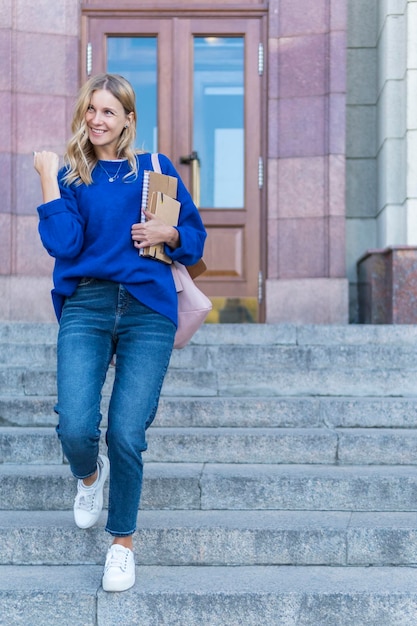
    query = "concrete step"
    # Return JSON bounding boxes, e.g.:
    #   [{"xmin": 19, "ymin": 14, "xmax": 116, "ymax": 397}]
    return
[
  {"xmin": 5, "ymin": 338, "xmax": 417, "ymax": 370},
  {"xmin": 0, "ymin": 426, "xmax": 338, "ymax": 465},
  {"xmin": 4, "ymin": 334, "xmax": 417, "ymax": 368},
  {"xmin": 3, "ymin": 324, "xmax": 417, "ymax": 399},
  {"xmin": 1, "ymin": 564, "xmax": 417, "ymax": 625},
  {"xmin": 337, "ymin": 428, "xmax": 417, "ymax": 464},
  {"xmin": 2, "ymin": 362, "xmax": 417, "ymax": 397},
  {"xmin": 3, "ymin": 395, "xmax": 417, "ymax": 428},
  {"xmin": 1, "ymin": 510, "xmax": 417, "ymax": 568},
  {"xmin": 0, "ymin": 343, "xmax": 57, "ymax": 366},
  {"xmin": 0, "ymin": 366, "xmax": 219, "ymax": 397},
  {"xmin": 0, "ymin": 427, "xmax": 63, "ymax": 464},
  {"xmin": 0, "ymin": 322, "xmax": 58, "ymax": 343},
  {"xmin": 2, "ymin": 463, "xmax": 417, "ymax": 512},
  {"xmin": 3, "ymin": 321, "xmax": 417, "ymax": 346},
  {"xmin": 3, "ymin": 426, "xmax": 417, "ymax": 465},
  {"xmin": 0, "ymin": 396, "xmax": 57, "ymax": 427},
  {"xmin": 206, "ymin": 342, "xmax": 417, "ymax": 371},
  {"xmin": 215, "ymin": 365, "xmax": 417, "ymax": 397}
]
